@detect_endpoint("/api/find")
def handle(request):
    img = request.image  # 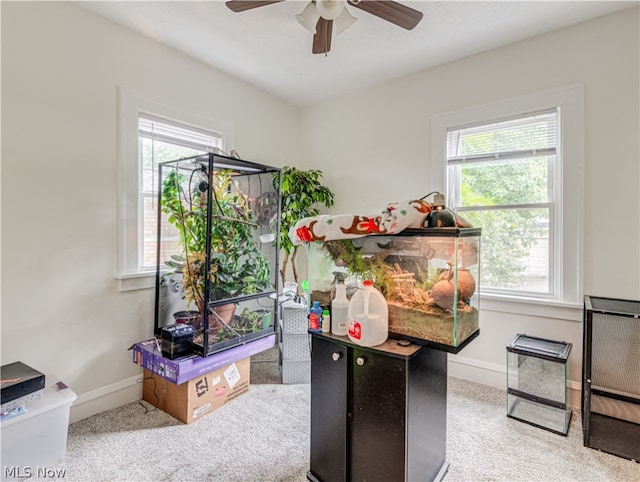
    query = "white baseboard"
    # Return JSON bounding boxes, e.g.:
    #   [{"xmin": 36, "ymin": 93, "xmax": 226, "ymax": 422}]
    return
[
  {"xmin": 567, "ymin": 379, "xmax": 582, "ymax": 409},
  {"xmin": 70, "ymin": 374, "xmax": 142, "ymax": 423},
  {"xmin": 448, "ymin": 354, "xmax": 506, "ymax": 389},
  {"xmin": 68, "ymin": 356, "xmax": 583, "ymax": 424},
  {"xmin": 448, "ymin": 354, "xmax": 582, "ymax": 409}
]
